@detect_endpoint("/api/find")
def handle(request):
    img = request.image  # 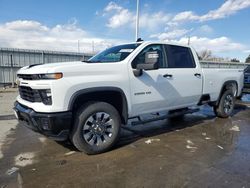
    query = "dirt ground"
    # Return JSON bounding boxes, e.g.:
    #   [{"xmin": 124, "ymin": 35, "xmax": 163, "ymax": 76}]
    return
[{"xmin": 1, "ymin": 89, "xmax": 250, "ymax": 188}]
